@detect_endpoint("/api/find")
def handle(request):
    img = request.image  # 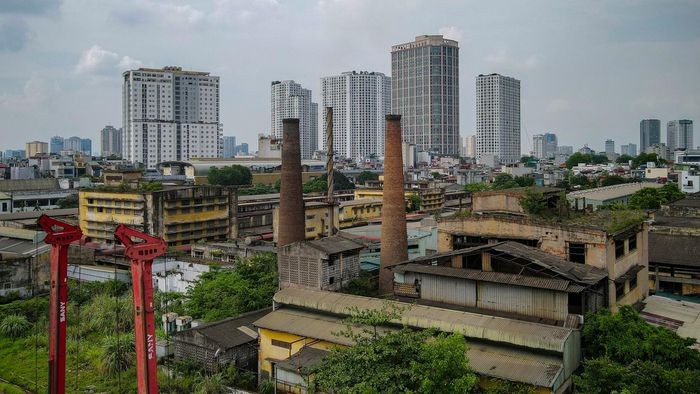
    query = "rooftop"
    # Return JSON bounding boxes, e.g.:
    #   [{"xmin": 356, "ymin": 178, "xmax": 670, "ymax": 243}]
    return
[
  {"xmin": 567, "ymin": 182, "xmax": 663, "ymax": 202},
  {"xmin": 271, "ymin": 287, "xmax": 575, "ymax": 353},
  {"xmin": 171, "ymin": 308, "xmax": 270, "ymax": 349},
  {"xmin": 0, "ymin": 208, "xmax": 78, "ymax": 222},
  {"xmin": 0, "ymin": 179, "xmax": 61, "ymax": 192},
  {"xmin": 649, "ymin": 233, "xmax": 700, "ymax": 268},
  {"xmin": 306, "ymin": 236, "xmax": 364, "ymax": 255},
  {"xmin": 641, "ymin": 295, "xmax": 700, "ymax": 348}
]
